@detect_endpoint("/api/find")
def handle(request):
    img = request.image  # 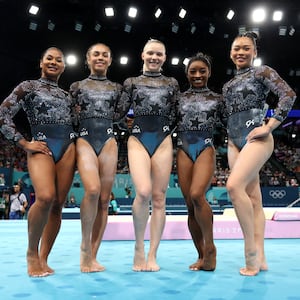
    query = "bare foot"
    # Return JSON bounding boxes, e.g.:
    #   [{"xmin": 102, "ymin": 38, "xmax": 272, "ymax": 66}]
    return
[
  {"xmin": 40, "ymin": 260, "xmax": 55, "ymax": 275},
  {"xmin": 80, "ymin": 248, "xmax": 102, "ymax": 273},
  {"xmin": 258, "ymin": 253, "xmax": 268, "ymax": 271},
  {"xmin": 189, "ymin": 259, "xmax": 204, "ymax": 271},
  {"xmin": 91, "ymin": 259, "xmax": 105, "ymax": 272},
  {"xmin": 260, "ymin": 259, "xmax": 268, "ymax": 271},
  {"xmin": 132, "ymin": 245, "xmax": 146, "ymax": 271},
  {"xmin": 240, "ymin": 250, "xmax": 259, "ymax": 276},
  {"xmin": 201, "ymin": 245, "xmax": 217, "ymax": 271},
  {"xmin": 146, "ymin": 255, "xmax": 160, "ymax": 272},
  {"xmin": 27, "ymin": 252, "xmax": 49, "ymax": 277}
]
